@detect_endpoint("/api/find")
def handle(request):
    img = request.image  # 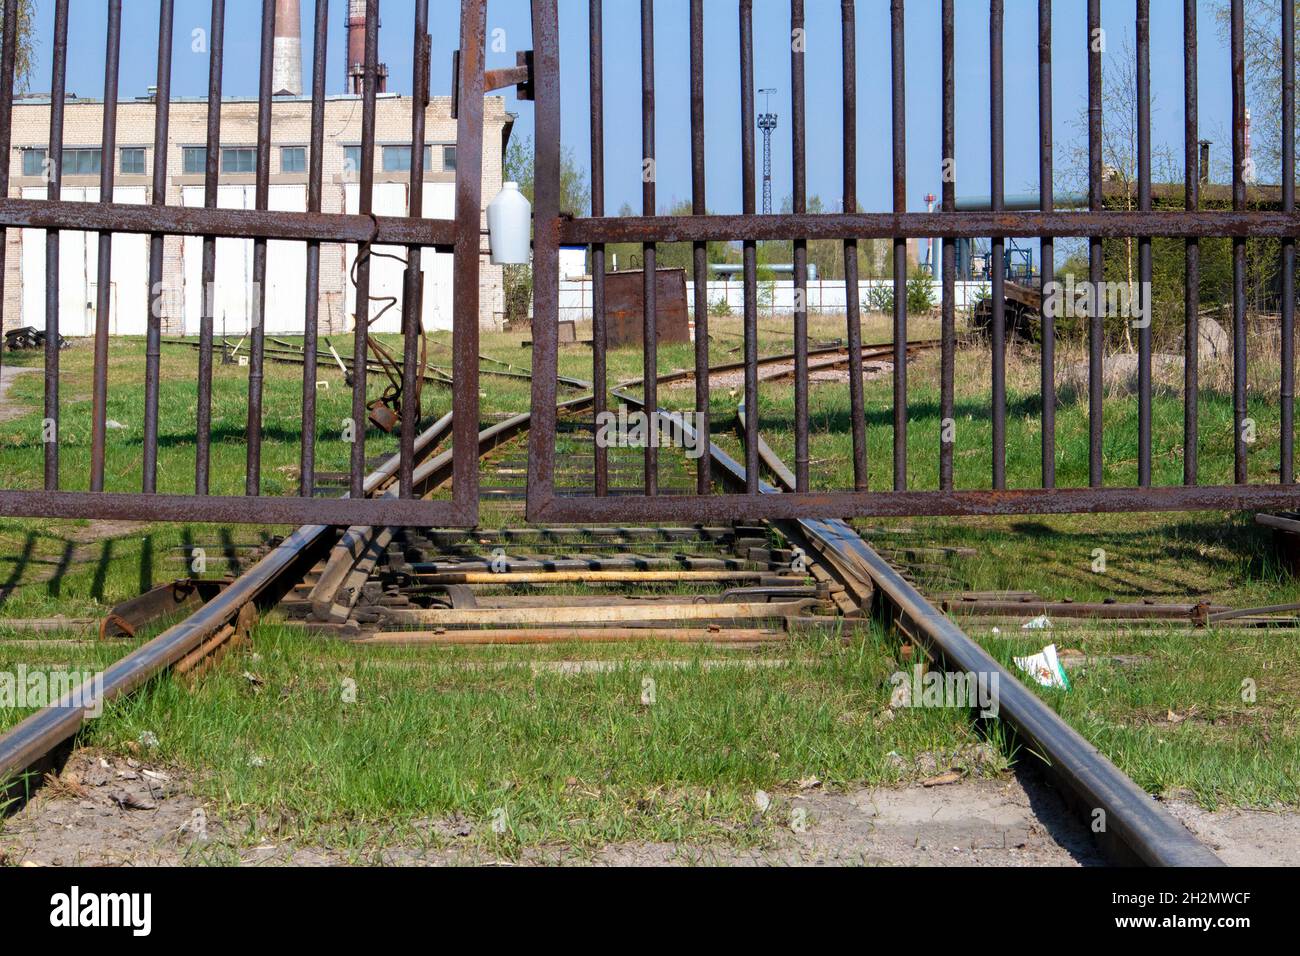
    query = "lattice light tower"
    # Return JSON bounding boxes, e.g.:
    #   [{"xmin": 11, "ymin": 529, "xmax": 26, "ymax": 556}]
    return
[{"xmin": 758, "ymin": 88, "xmax": 778, "ymax": 216}]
